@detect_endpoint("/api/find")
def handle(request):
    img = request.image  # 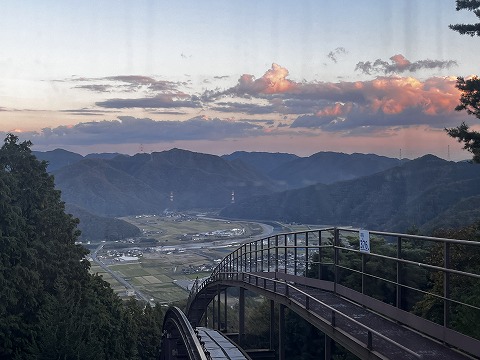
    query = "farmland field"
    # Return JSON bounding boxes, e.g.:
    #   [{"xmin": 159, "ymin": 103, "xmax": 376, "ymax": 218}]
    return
[{"xmin": 90, "ymin": 214, "xmax": 269, "ymax": 304}]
